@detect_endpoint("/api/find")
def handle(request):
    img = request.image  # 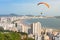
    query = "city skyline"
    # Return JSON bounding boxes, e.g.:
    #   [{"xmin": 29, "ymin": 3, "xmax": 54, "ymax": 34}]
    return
[{"xmin": 0, "ymin": 0, "xmax": 60, "ymax": 16}]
